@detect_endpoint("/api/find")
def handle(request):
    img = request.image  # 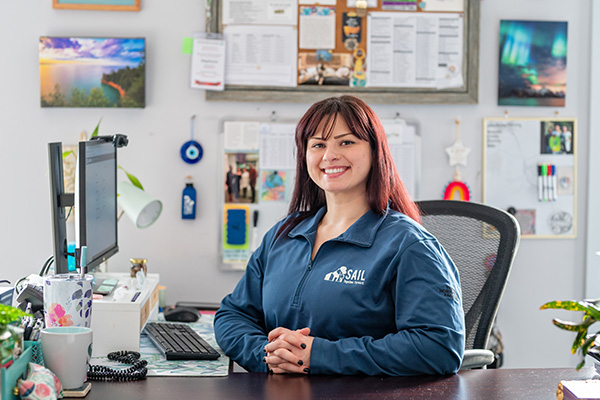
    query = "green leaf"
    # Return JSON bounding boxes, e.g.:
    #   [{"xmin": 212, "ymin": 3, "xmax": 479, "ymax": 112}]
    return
[
  {"xmin": 572, "ymin": 330, "xmax": 589, "ymax": 354},
  {"xmin": 541, "ymin": 300, "xmax": 590, "ymax": 312},
  {"xmin": 0, "ymin": 304, "xmax": 32, "ymax": 326},
  {"xmin": 582, "ymin": 334, "xmax": 598, "ymax": 352},
  {"xmin": 552, "ymin": 318, "xmax": 596, "ymax": 332},
  {"xmin": 542, "ymin": 300, "xmax": 600, "ymax": 321},
  {"xmin": 576, "ymin": 334, "xmax": 599, "ymax": 370},
  {"xmin": 62, "ymin": 150, "xmax": 74, "ymax": 159},
  {"xmin": 91, "ymin": 118, "xmax": 102, "ymax": 138},
  {"xmin": 118, "ymin": 165, "xmax": 144, "ymax": 191}
]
